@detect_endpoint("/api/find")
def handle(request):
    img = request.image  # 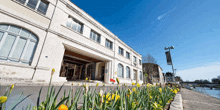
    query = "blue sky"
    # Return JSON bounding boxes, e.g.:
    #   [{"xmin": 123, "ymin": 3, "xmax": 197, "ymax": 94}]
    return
[{"xmin": 71, "ymin": 0, "xmax": 220, "ymax": 81}]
